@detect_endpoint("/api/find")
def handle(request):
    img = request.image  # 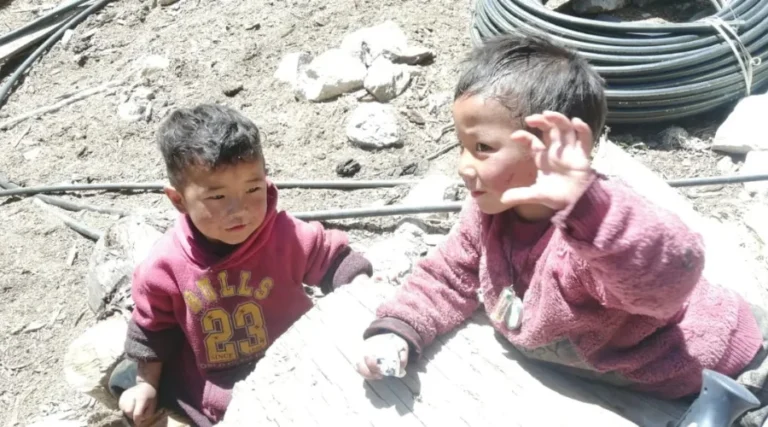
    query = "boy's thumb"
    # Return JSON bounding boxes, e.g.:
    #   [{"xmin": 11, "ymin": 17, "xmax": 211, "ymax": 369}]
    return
[{"xmin": 500, "ymin": 187, "xmax": 542, "ymax": 208}]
